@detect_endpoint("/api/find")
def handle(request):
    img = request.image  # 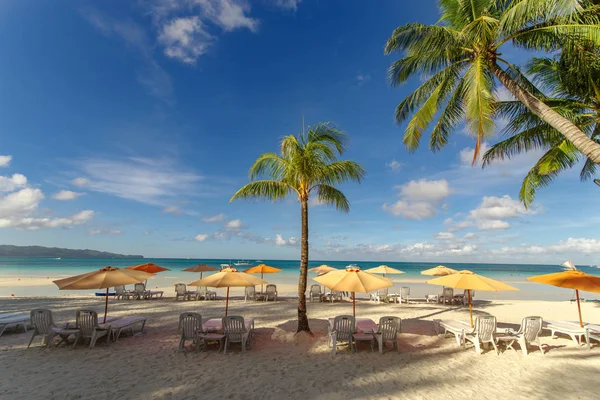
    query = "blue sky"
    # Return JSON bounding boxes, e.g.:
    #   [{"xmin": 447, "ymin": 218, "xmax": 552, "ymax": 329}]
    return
[{"xmin": 0, "ymin": 0, "xmax": 598, "ymax": 264}]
